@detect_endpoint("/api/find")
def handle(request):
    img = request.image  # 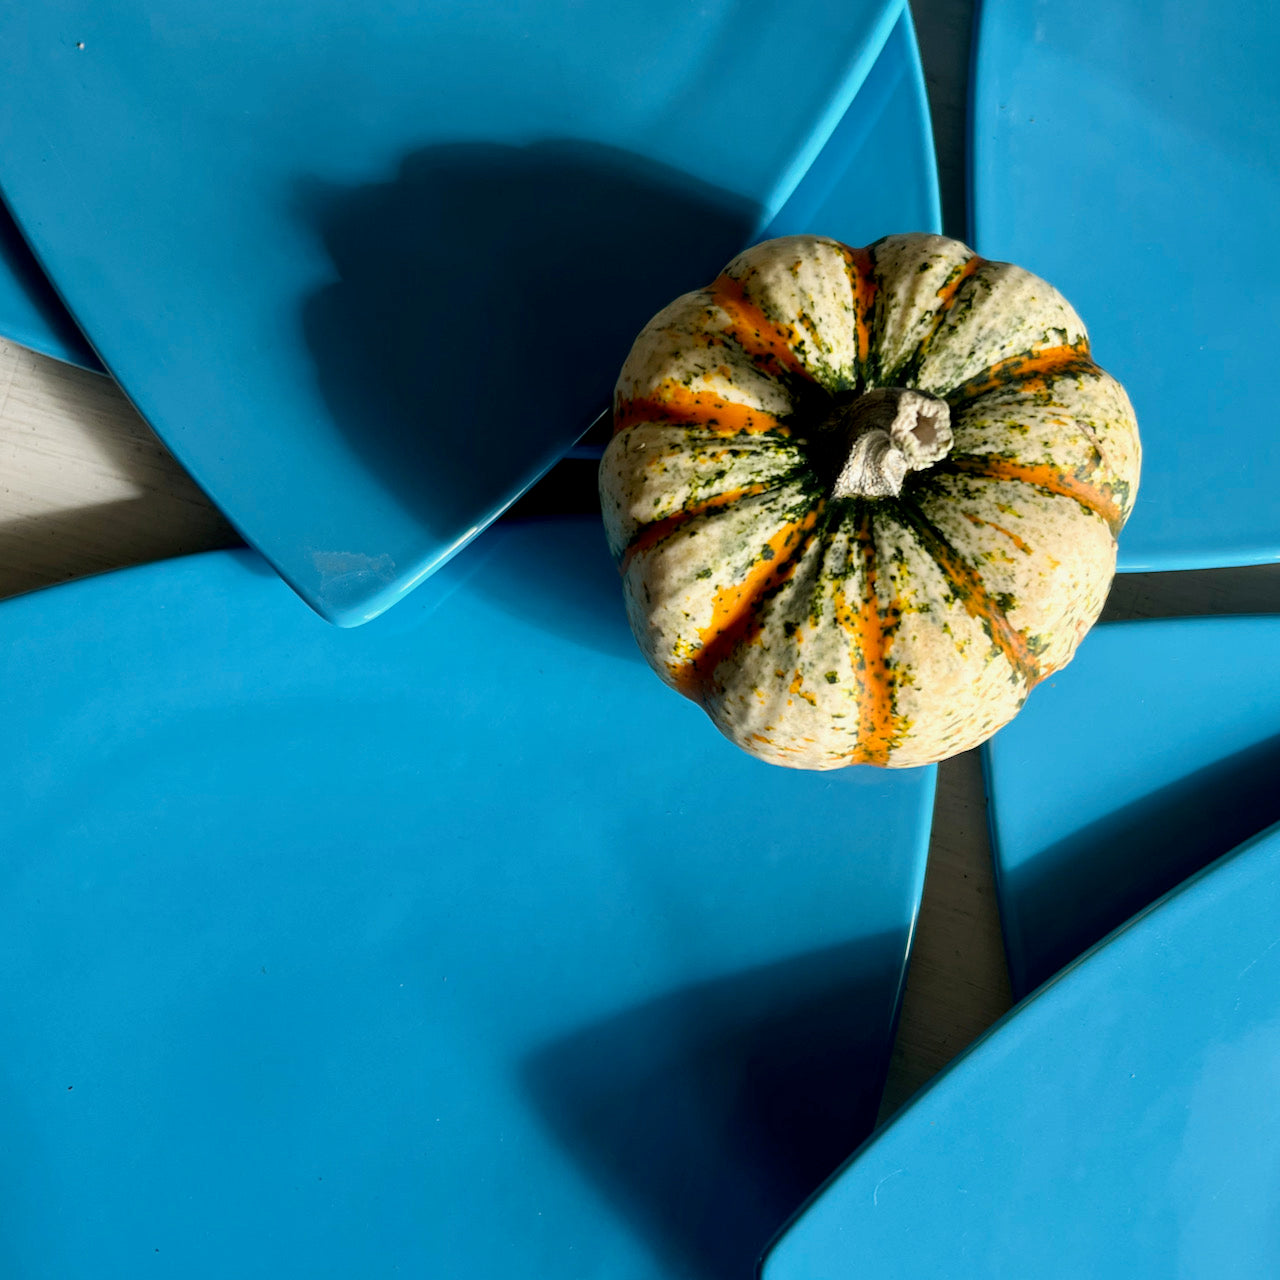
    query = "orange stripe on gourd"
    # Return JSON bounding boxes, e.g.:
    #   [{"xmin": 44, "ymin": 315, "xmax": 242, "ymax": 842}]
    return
[
  {"xmin": 907, "ymin": 254, "xmax": 985, "ymax": 368},
  {"xmin": 669, "ymin": 508, "xmax": 823, "ymax": 698},
  {"xmin": 962, "ymin": 510, "xmax": 1037, "ymax": 558},
  {"xmin": 904, "ymin": 512, "xmax": 1043, "ymax": 683},
  {"xmin": 707, "ymin": 274, "xmax": 814, "ymax": 383},
  {"xmin": 947, "ymin": 342, "xmax": 1098, "ymax": 405},
  {"xmin": 836, "ymin": 244, "xmax": 877, "ymax": 373},
  {"xmin": 614, "ymin": 385, "xmax": 788, "ymax": 436},
  {"xmin": 834, "ymin": 511, "xmax": 903, "ymax": 765},
  {"xmin": 933, "ymin": 253, "xmax": 984, "ymax": 308},
  {"xmin": 946, "ymin": 455, "xmax": 1126, "ymax": 536}
]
